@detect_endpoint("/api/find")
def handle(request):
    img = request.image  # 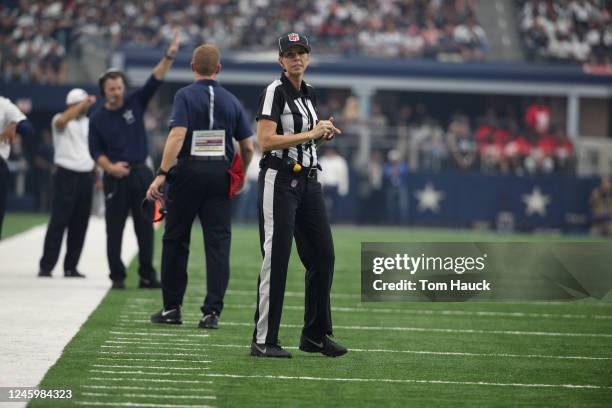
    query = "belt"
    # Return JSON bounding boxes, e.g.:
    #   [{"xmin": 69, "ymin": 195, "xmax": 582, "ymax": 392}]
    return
[{"xmin": 261, "ymin": 156, "xmax": 319, "ymax": 179}]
